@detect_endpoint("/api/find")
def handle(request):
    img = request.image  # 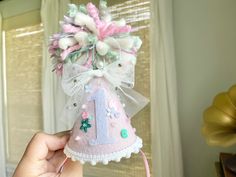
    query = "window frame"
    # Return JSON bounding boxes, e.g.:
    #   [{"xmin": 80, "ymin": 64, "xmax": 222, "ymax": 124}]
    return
[{"xmin": 0, "ymin": 29, "xmax": 7, "ymax": 177}]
